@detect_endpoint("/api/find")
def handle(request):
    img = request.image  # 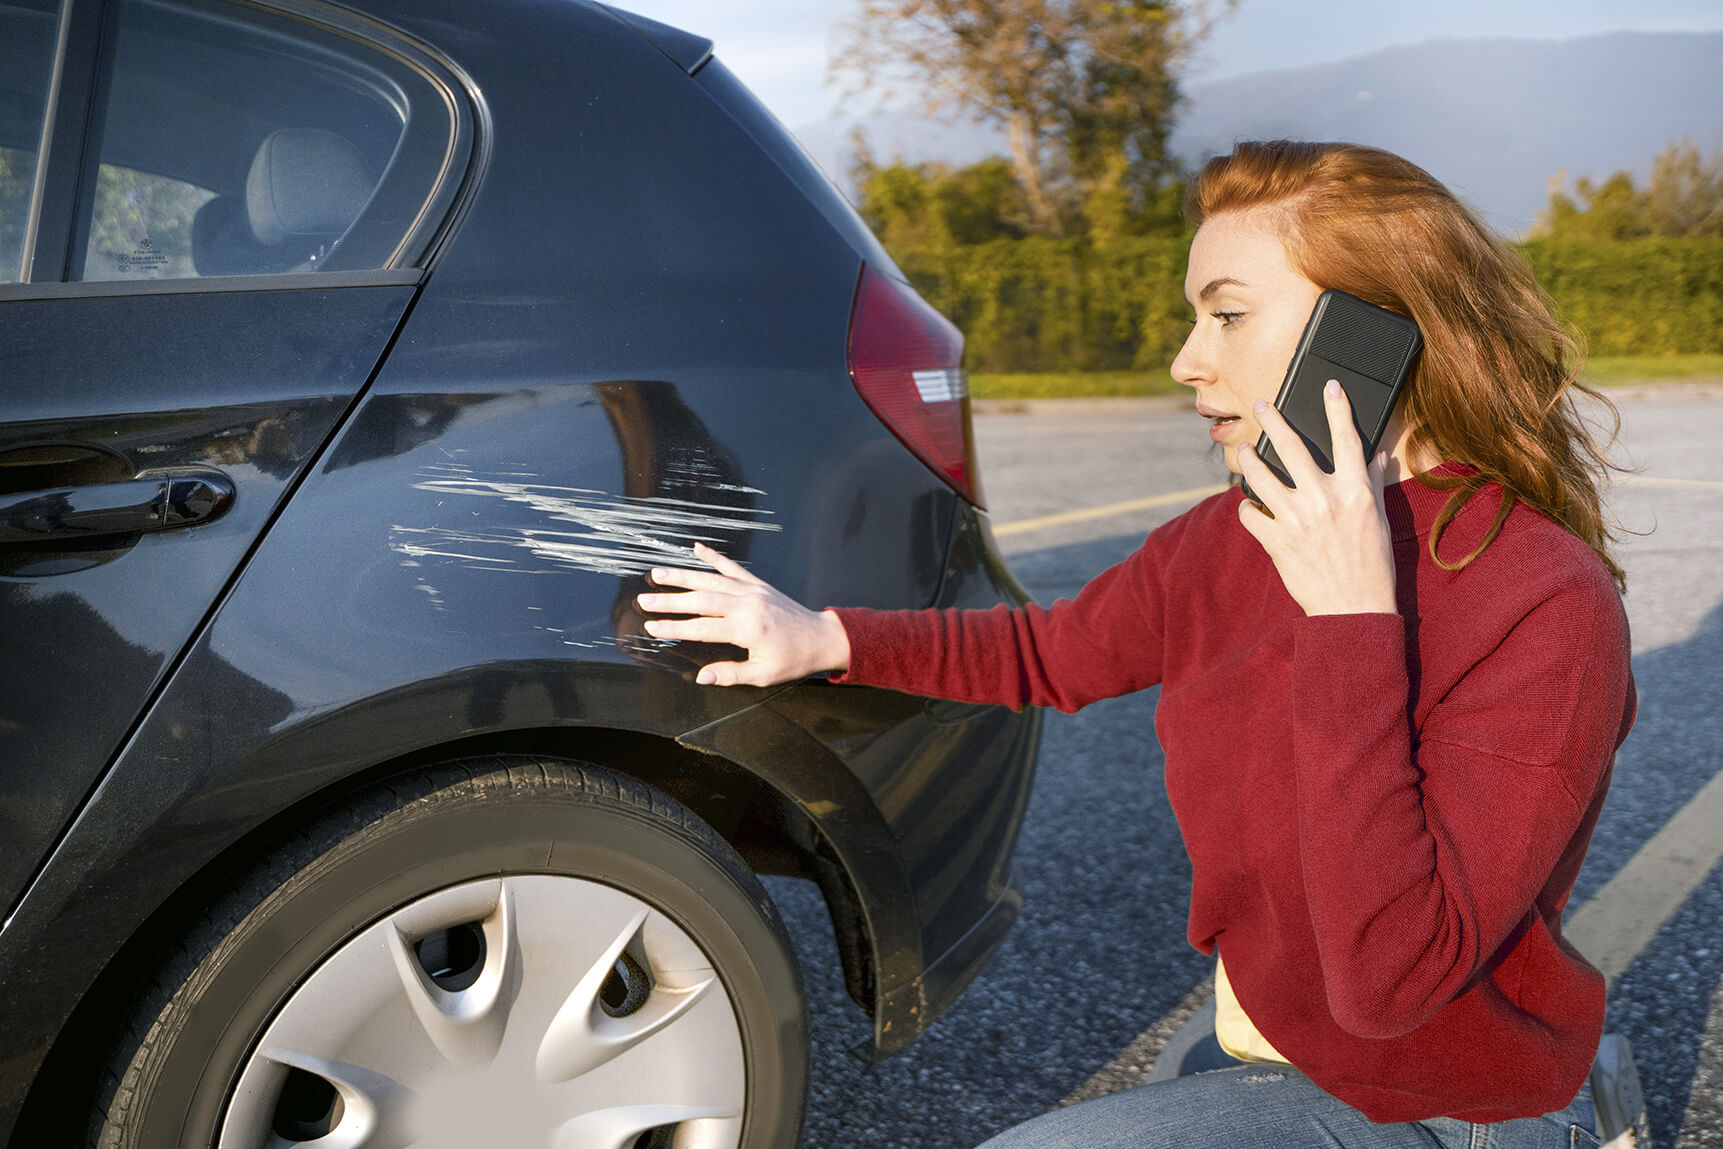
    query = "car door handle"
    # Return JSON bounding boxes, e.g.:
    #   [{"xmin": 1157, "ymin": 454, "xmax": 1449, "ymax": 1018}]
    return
[{"xmin": 0, "ymin": 467, "xmax": 235, "ymax": 544}]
